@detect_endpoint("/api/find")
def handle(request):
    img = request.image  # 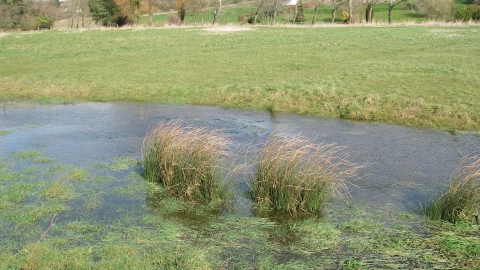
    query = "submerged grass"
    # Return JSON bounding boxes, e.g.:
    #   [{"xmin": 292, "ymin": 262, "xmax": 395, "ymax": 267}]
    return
[
  {"xmin": 2, "ymin": 145, "xmax": 480, "ymax": 268},
  {"xmin": 142, "ymin": 121, "xmax": 231, "ymax": 203},
  {"xmin": 250, "ymin": 133, "xmax": 361, "ymax": 214},
  {"xmin": 425, "ymin": 156, "xmax": 480, "ymax": 223}
]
